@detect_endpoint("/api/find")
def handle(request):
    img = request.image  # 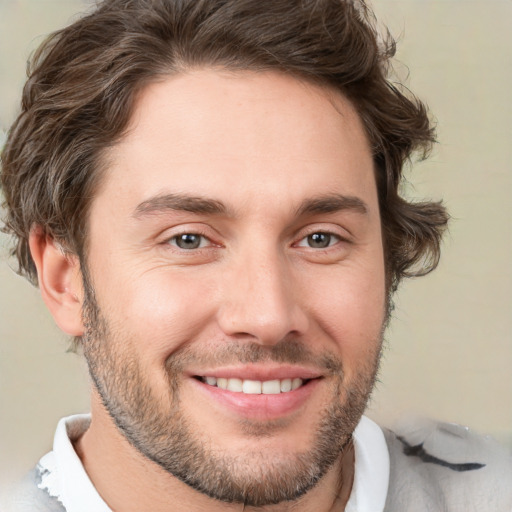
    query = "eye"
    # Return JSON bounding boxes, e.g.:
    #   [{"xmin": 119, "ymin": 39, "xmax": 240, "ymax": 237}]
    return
[
  {"xmin": 297, "ymin": 232, "xmax": 340, "ymax": 249},
  {"xmin": 169, "ymin": 233, "xmax": 210, "ymax": 250}
]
